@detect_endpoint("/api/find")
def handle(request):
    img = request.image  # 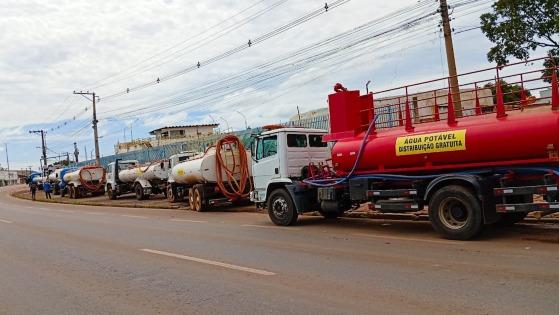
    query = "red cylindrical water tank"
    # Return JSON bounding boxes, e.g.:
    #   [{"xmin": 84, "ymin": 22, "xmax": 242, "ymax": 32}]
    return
[{"xmin": 331, "ymin": 110, "xmax": 559, "ymax": 176}]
